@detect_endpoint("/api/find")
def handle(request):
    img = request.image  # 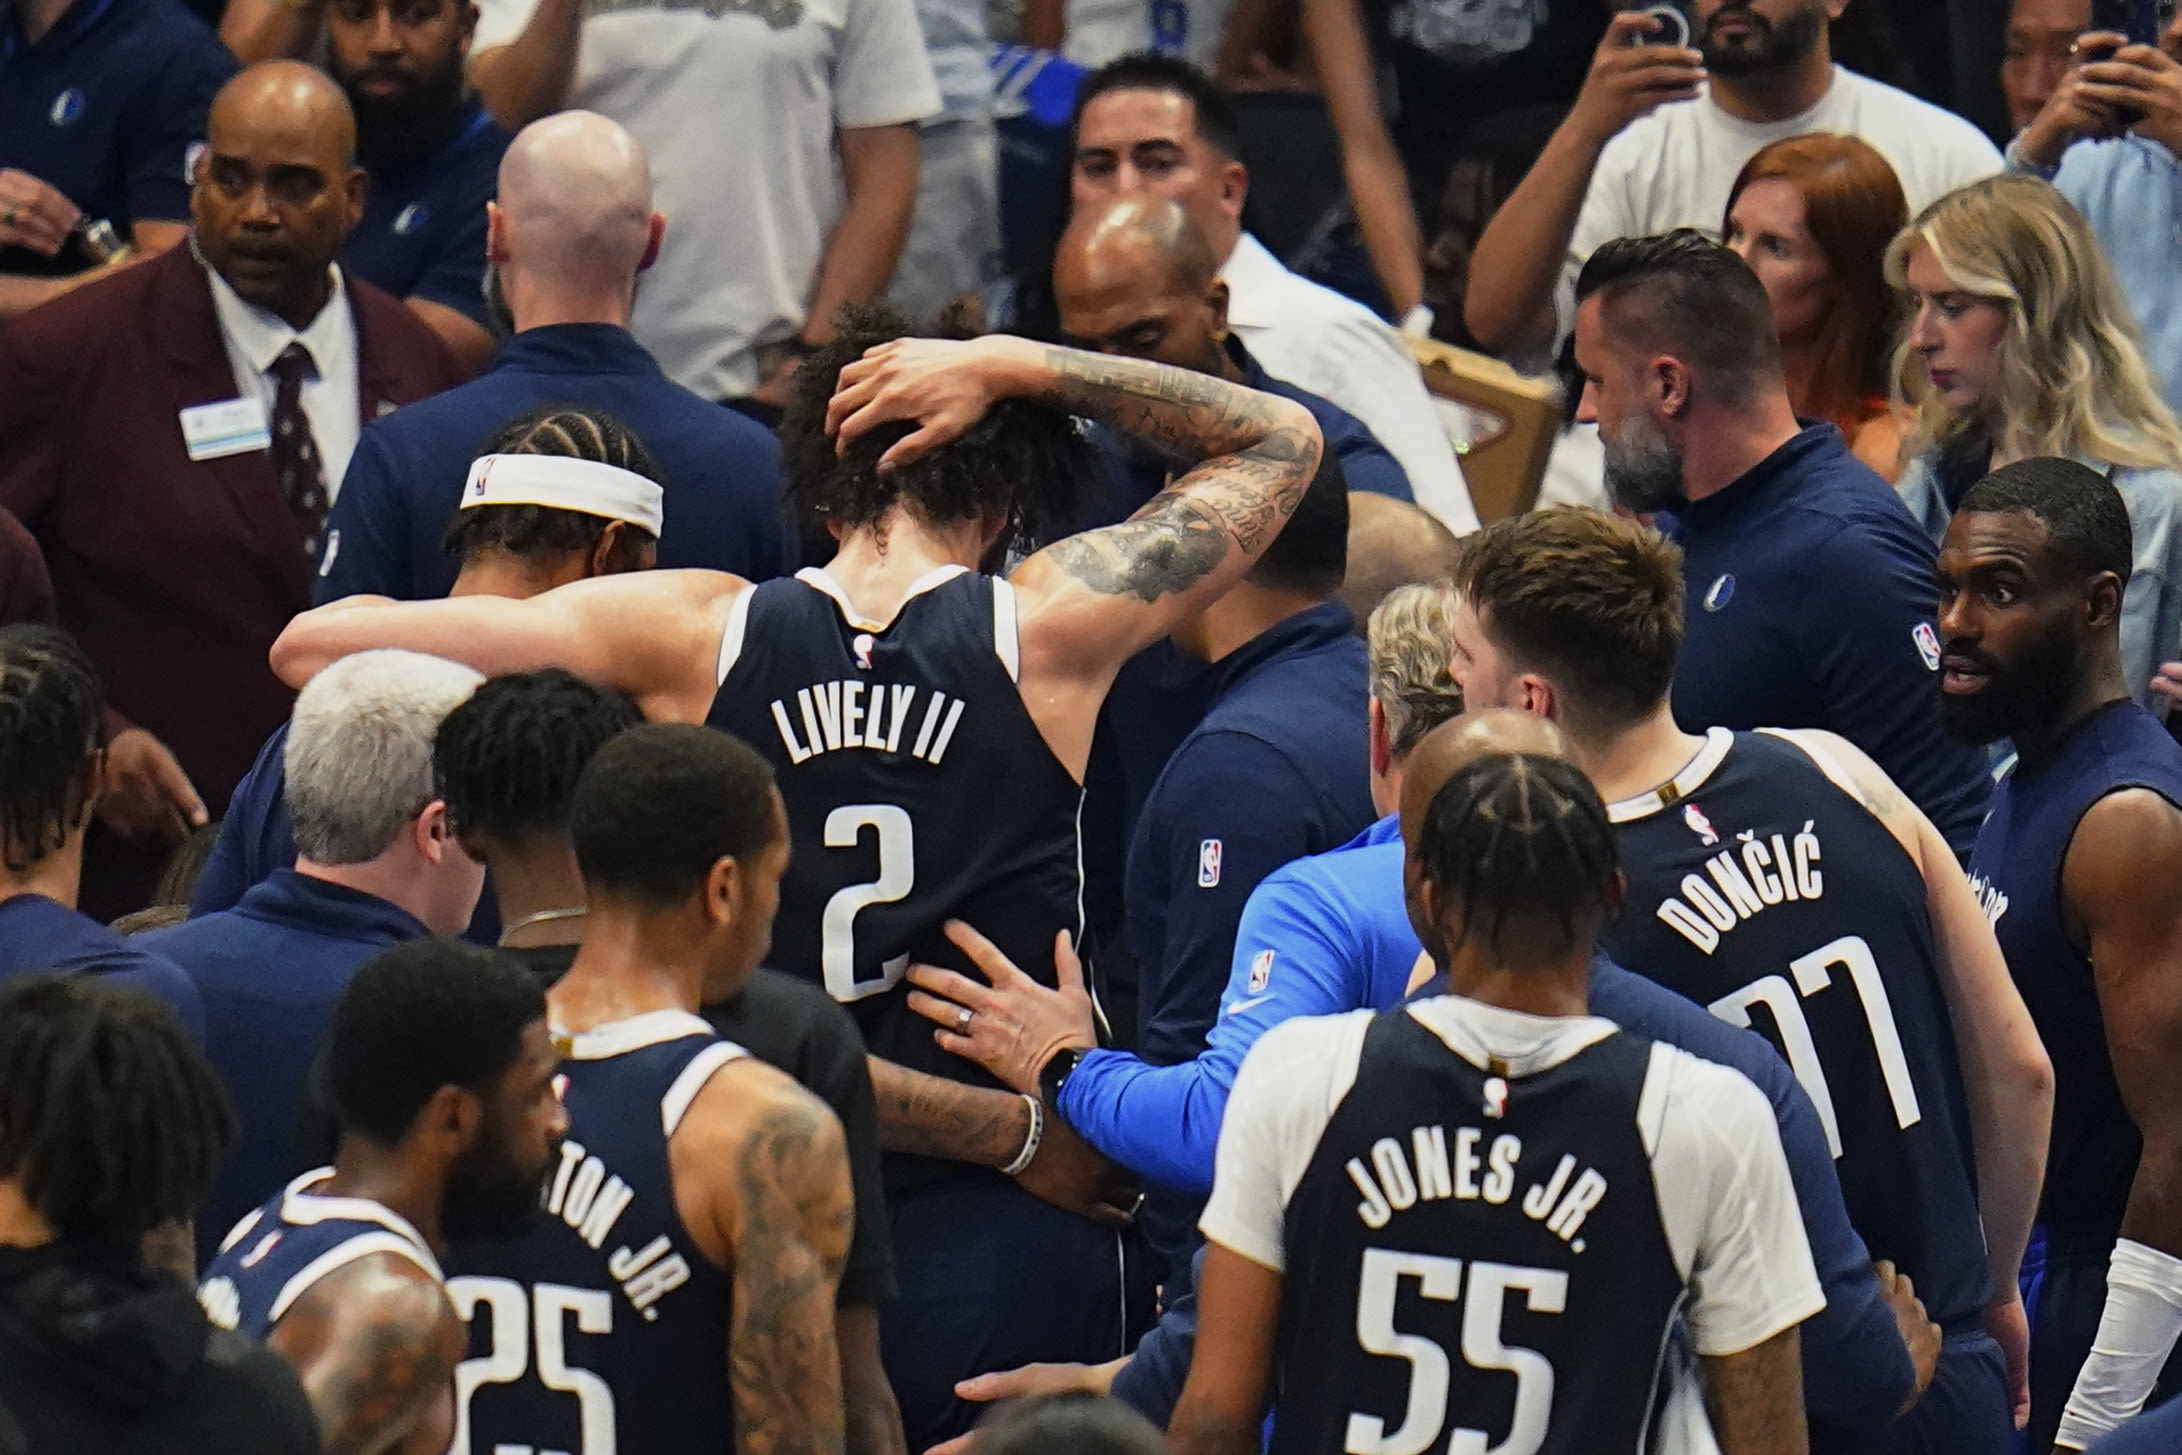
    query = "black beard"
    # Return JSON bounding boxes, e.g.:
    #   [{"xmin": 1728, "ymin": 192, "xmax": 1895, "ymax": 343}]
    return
[
  {"xmin": 343, "ymin": 50, "xmax": 469, "ymax": 174},
  {"xmin": 1935, "ymin": 622, "xmax": 2081, "ymax": 746},
  {"xmin": 1700, "ymin": 0, "xmax": 1828, "ymax": 77},
  {"xmin": 1602, "ymin": 423, "xmax": 1688, "ymax": 515},
  {"xmin": 442, "ymin": 1133, "xmax": 558, "ymax": 1245}
]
